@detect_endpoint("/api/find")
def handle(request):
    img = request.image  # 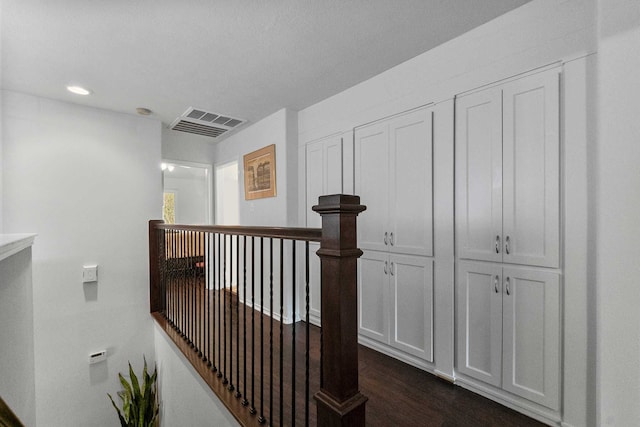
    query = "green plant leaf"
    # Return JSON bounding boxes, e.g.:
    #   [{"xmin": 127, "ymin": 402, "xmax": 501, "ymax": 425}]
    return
[{"xmin": 109, "ymin": 357, "xmax": 159, "ymax": 427}]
